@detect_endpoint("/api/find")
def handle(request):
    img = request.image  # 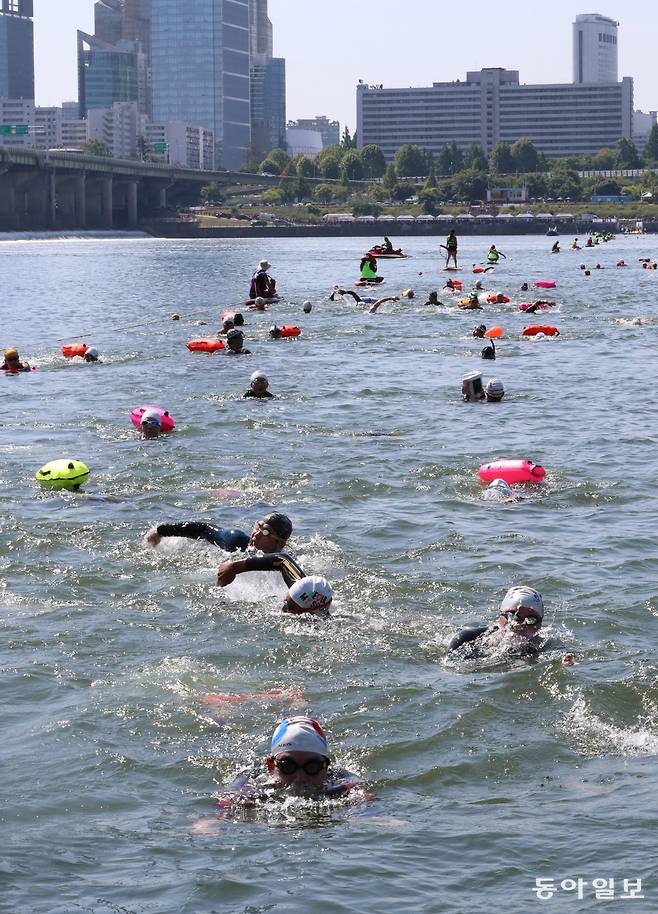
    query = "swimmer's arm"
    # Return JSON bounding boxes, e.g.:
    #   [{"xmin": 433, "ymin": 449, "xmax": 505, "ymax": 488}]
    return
[
  {"xmin": 146, "ymin": 522, "xmax": 226, "ymax": 547},
  {"xmin": 217, "ymin": 552, "xmax": 305, "ymax": 588},
  {"xmin": 332, "ymin": 289, "xmax": 361, "ymax": 303},
  {"xmin": 368, "ymin": 296, "xmax": 399, "ymax": 313},
  {"xmin": 446, "ymin": 625, "xmax": 489, "ymax": 652}
]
